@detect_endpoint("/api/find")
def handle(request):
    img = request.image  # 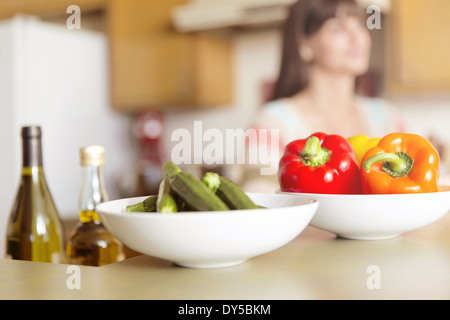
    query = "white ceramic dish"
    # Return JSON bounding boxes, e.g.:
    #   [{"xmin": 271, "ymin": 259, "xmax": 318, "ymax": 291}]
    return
[
  {"xmin": 279, "ymin": 186, "xmax": 450, "ymax": 240},
  {"xmin": 96, "ymin": 193, "xmax": 318, "ymax": 268}
]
